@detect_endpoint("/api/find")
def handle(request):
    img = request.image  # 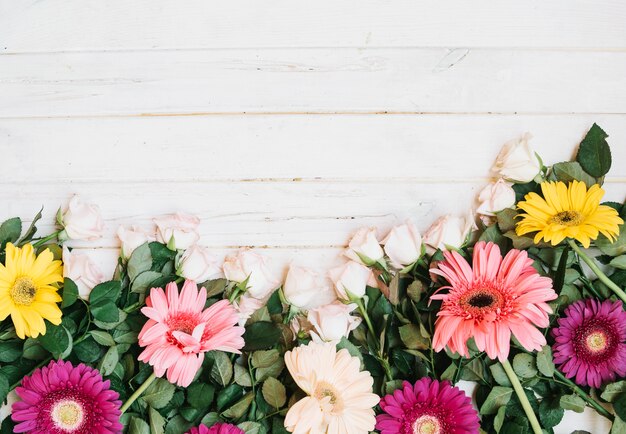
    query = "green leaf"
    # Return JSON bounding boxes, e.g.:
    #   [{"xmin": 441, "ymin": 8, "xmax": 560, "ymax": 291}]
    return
[
  {"xmin": 237, "ymin": 421, "xmax": 267, "ymax": 434},
  {"xmin": 576, "ymin": 123, "xmax": 611, "ymax": 177},
  {"xmin": 0, "ymin": 217, "xmax": 21, "ymax": 248},
  {"xmin": 610, "ymin": 255, "xmax": 626, "ymax": 270},
  {"xmin": 536, "ymin": 346, "xmax": 555, "ymax": 377},
  {"xmin": 336, "ymin": 337, "xmax": 364, "ymax": 365},
  {"xmin": 202, "ymin": 278, "xmax": 228, "ymax": 298},
  {"xmin": 18, "ymin": 208, "xmax": 42, "ymax": 244},
  {"xmin": 148, "ymin": 407, "xmax": 166, "ymax": 434},
  {"xmin": 512, "ymin": 353, "xmax": 538, "ymax": 379},
  {"xmin": 141, "ymin": 378, "xmax": 176, "ymax": 409},
  {"xmin": 90, "ymin": 330, "xmax": 116, "ymax": 346},
  {"xmin": 91, "ymin": 300, "xmax": 120, "ymax": 322},
  {"xmin": 399, "ymin": 323, "xmax": 429, "ymax": 350},
  {"xmin": 262, "ymin": 377, "xmax": 286, "ymax": 408},
  {"xmin": 494, "ymin": 405, "xmax": 507, "ymax": 433},
  {"xmin": 128, "ymin": 242, "xmax": 153, "ymax": 281},
  {"xmin": 234, "ymin": 363, "xmax": 252, "ymax": 387},
  {"xmin": 539, "ymin": 397, "xmax": 564, "ymax": 428},
  {"xmin": 0, "ymin": 372, "xmax": 9, "ymax": 403},
  {"xmin": 243, "ymin": 322, "xmax": 281, "ymax": 351},
  {"xmin": 216, "ymin": 384, "xmax": 244, "ymax": 411},
  {"xmin": 89, "ymin": 280, "xmax": 122, "ymax": 304},
  {"xmin": 489, "ymin": 363, "xmax": 512, "ymax": 387},
  {"xmin": 210, "ymin": 351, "xmax": 233, "ymax": 386},
  {"xmin": 61, "ymin": 278, "xmax": 79, "ymax": 308},
  {"xmin": 187, "ymin": 383, "xmax": 215, "ymax": 409},
  {"xmin": 0, "ymin": 341, "xmax": 21, "ymax": 363},
  {"xmin": 597, "ymin": 227, "xmax": 626, "ymax": 256},
  {"xmin": 131, "ymin": 270, "xmax": 163, "ymax": 294},
  {"xmin": 612, "ymin": 414, "xmax": 626, "ymax": 434},
  {"xmin": 552, "ymin": 161, "xmax": 597, "ymax": 188},
  {"xmin": 560, "ymin": 394, "xmax": 586, "ymax": 413},
  {"xmin": 221, "ymin": 392, "xmax": 254, "ymax": 419},
  {"xmin": 128, "ymin": 416, "xmax": 150, "ymax": 434},
  {"xmin": 97, "ymin": 345, "xmax": 119, "ymax": 376},
  {"xmin": 615, "ymin": 393, "xmax": 626, "ymax": 422},
  {"xmin": 251, "ymin": 349, "xmax": 280, "ymax": 368},
  {"xmin": 497, "ymin": 208, "xmax": 518, "ymax": 233},
  {"xmin": 38, "ymin": 323, "xmax": 71, "ymax": 358},
  {"xmin": 602, "ymin": 381, "xmax": 626, "ymax": 402},
  {"xmin": 479, "ymin": 386, "xmax": 513, "ymax": 415}
]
